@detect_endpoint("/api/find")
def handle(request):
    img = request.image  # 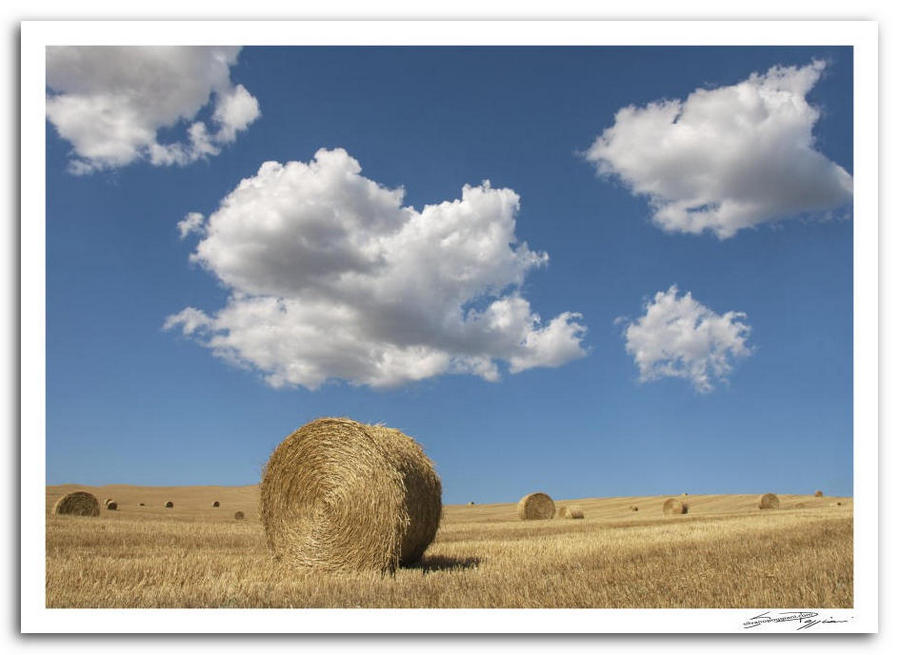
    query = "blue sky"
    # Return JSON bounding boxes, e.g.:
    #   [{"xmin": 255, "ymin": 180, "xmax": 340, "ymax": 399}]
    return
[{"xmin": 45, "ymin": 46, "xmax": 853, "ymax": 502}]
